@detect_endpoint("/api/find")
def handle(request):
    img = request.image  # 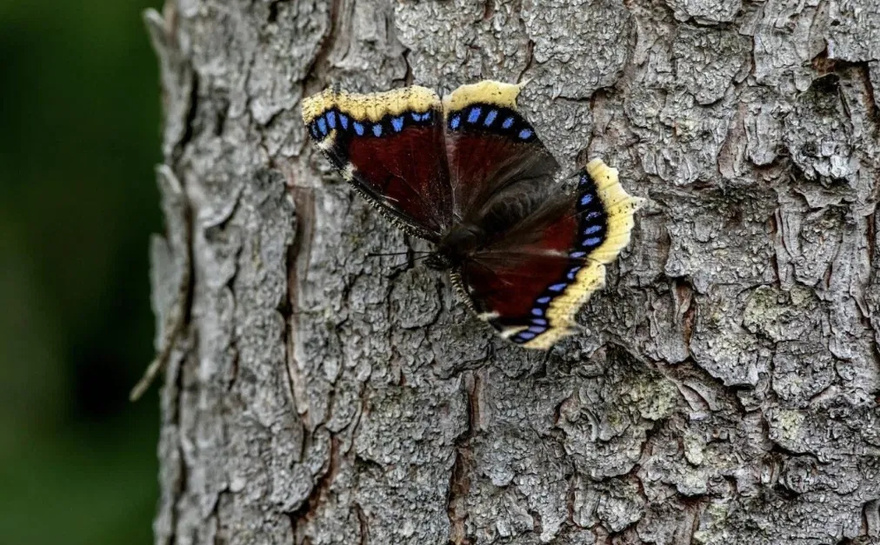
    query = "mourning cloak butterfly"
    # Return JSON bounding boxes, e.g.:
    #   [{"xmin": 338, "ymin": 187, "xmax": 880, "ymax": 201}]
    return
[{"xmin": 302, "ymin": 81, "xmax": 644, "ymax": 348}]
